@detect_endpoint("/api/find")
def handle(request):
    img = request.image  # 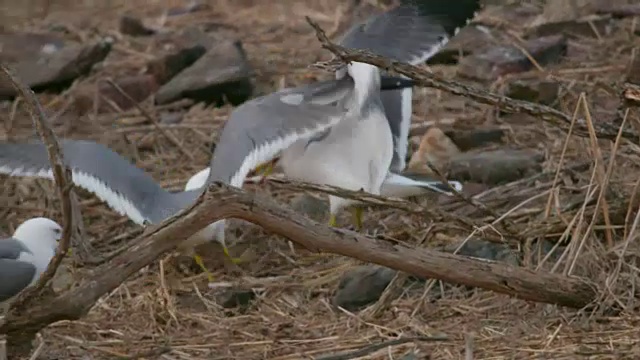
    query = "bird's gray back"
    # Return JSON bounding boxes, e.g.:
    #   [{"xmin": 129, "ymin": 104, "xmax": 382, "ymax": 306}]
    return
[
  {"xmin": 208, "ymin": 77, "xmax": 354, "ymax": 185},
  {"xmin": 0, "ymin": 237, "xmax": 30, "ymax": 260},
  {"xmin": 0, "ymin": 259, "xmax": 36, "ymax": 302}
]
